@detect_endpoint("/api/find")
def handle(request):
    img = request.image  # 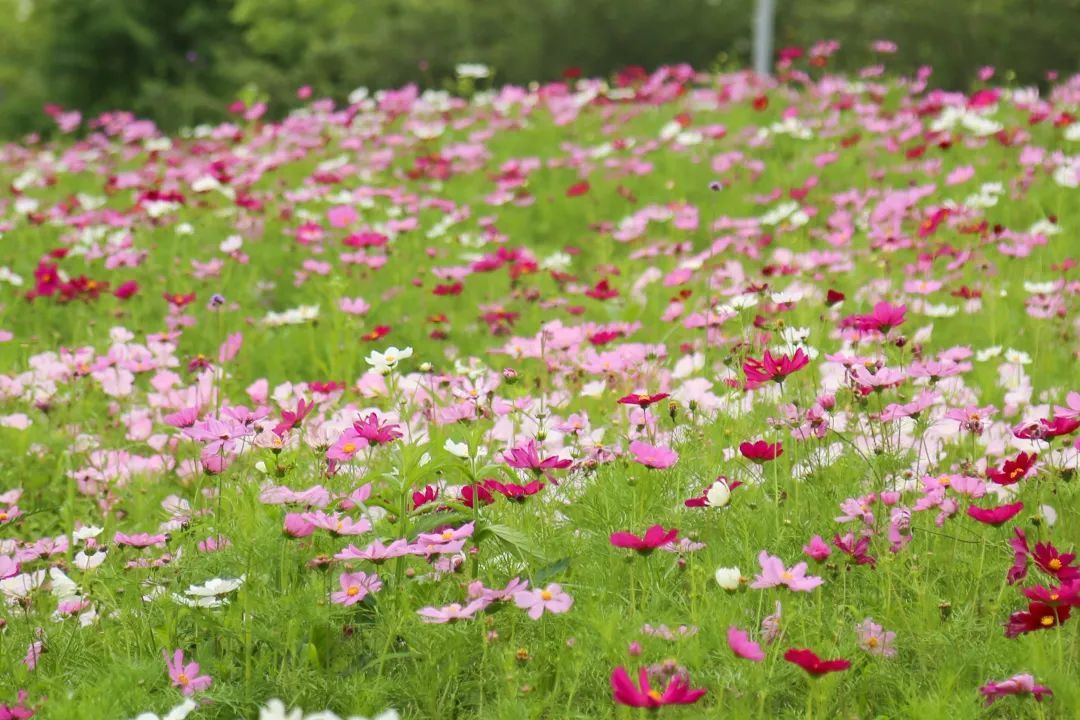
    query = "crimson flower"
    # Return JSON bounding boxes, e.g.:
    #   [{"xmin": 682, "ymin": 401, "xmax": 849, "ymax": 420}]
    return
[
  {"xmin": 987, "ymin": 452, "xmax": 1037, "ymax": 485},
  {"xmin": 618, "ymin": 392, "xmax": 669, "ymax": 409},
  {"xmin": 585, "ymin": 279, "xmax": 619, "ymax": 300},
  {"xmin": 1021, "ymin": 582, "xmax": 1080, "ymax": 607},
  {"xmin": 833, "ymin": 532, "xmax": 876, "ymax": 568},
  {"xmin": 743, "ymin": 349, "xmax": 809, "ymax": 390},
  {"xmin": 1008, "ymin": 527, "xmax": 1029, "ymax": 584},
  {"xmin": 1031, "ymin": 541, "xmax": 1080, "ymax": 582},
  {"xmin": 460, "ymin": 484, "xmax": 495, "ymax": 508},
  {"xmin": 1004, "ymin": 601, "xmax": 1071, "ymax": 638},
  {"xmin": 739, "ymin": 440, "xmax": 783, "ymax": 463},
  {"xmin": 825, "ymin": 289, "xmax": 845, "ymax": 306},
  {"xmin": 1013, "ymin": 416, "xmax": 1080, "ymax": 441},
  {"xmin": 610, "ymin": 525, "xmax": 678, "ymax": 554},
  {"xmin": 362, "ymin": 325, "xmax": 391, "ymax": 342},
  {"xmin": 412, "ymin": 485, "xmax": 440, "ymax": 510},
  {"xmin": 783, "ymin": 648, "xmax": 851, "ymax": 675},
  {"xmin": 610, "ymin": 666, "xmax": 706, "ymax": 708},
  {"xmin": 967, "ymin": 502, "xmax": 1024, "ymax": 526}
]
